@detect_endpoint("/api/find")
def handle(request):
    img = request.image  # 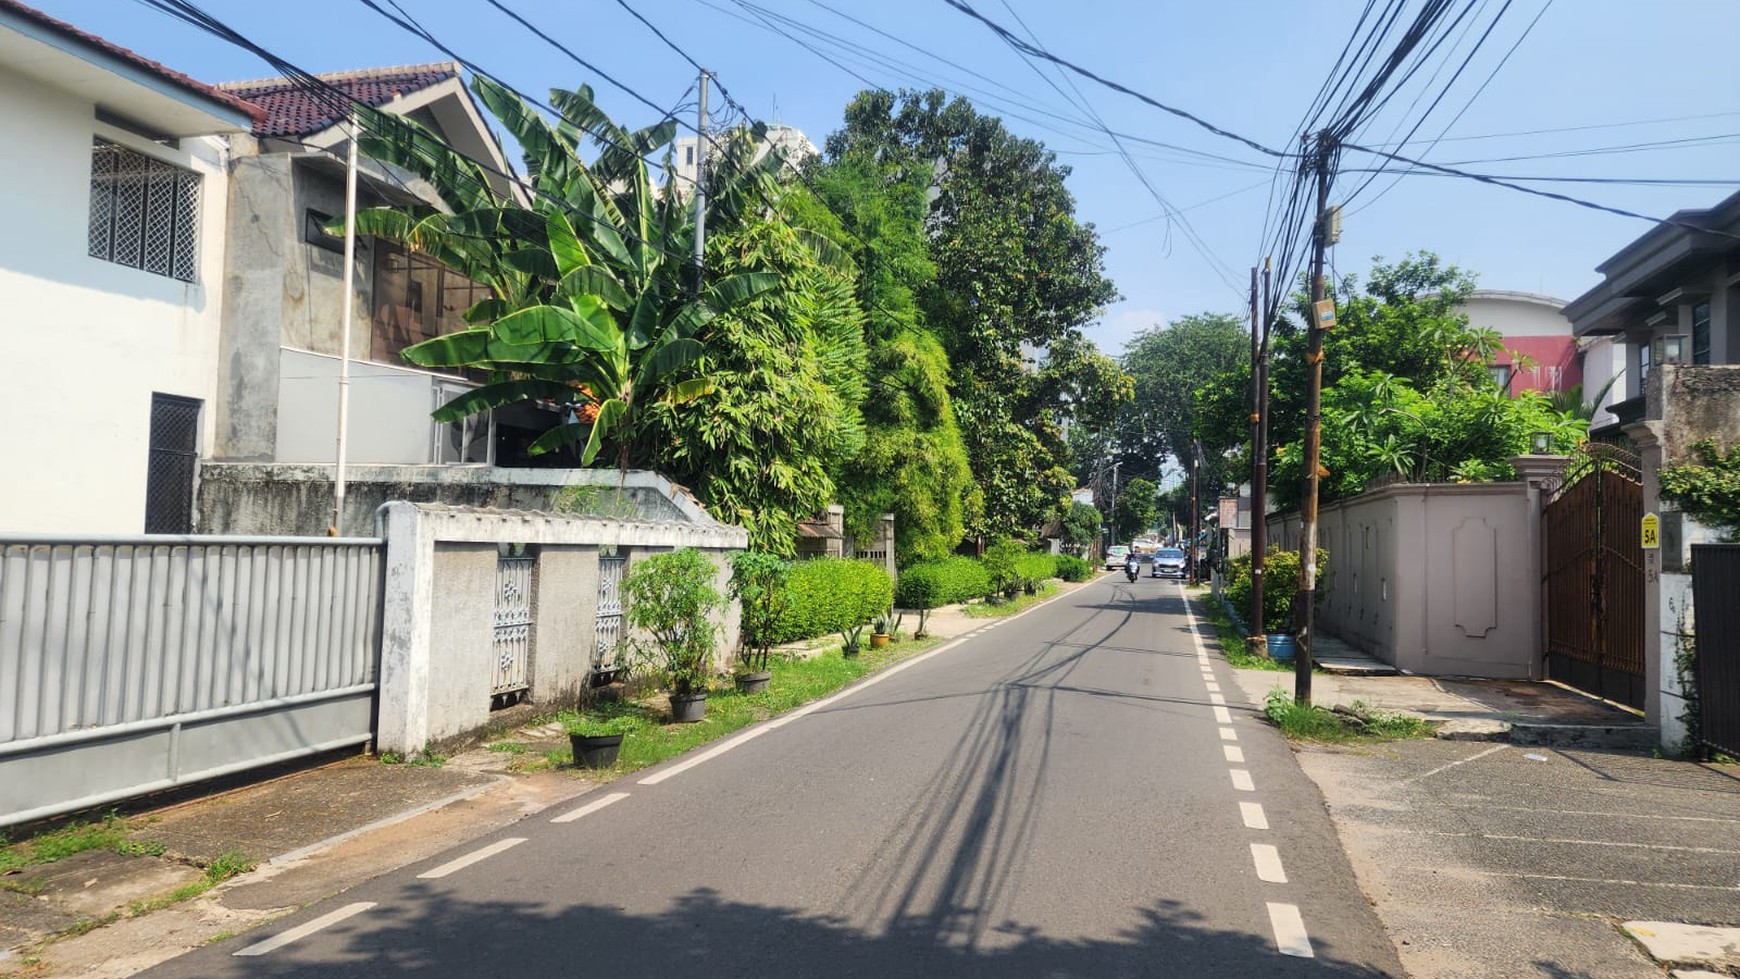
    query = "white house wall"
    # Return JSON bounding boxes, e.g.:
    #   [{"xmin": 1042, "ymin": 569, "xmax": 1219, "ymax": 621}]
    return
[
  {"xmin": 0, "ymin": 66, "xmax": 229, "ymax": 533},
  {"xmin": 274, "ymin": 347, "xmax": 445, "ymax": 465}
]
